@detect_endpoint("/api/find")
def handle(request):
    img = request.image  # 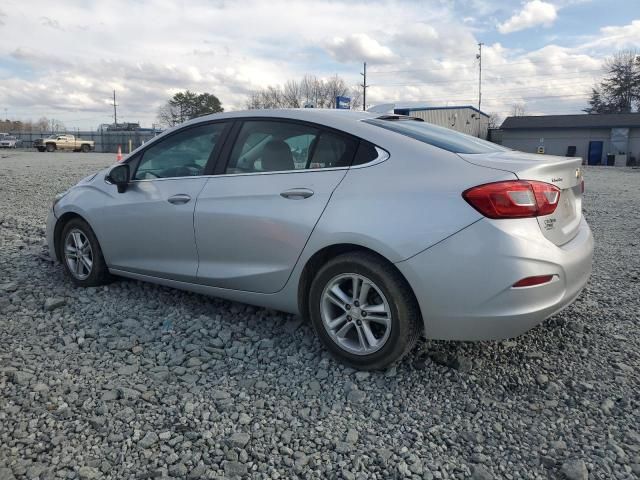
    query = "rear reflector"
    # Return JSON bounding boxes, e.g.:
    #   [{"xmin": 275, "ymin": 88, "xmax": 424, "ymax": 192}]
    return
[
  {"xmin": 512, "ymin": 275, "xmax": 554, "ymax": 288},
  {"xmin": 463, "ymin": 180, "xmax": 561, "ymax": 219}
]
